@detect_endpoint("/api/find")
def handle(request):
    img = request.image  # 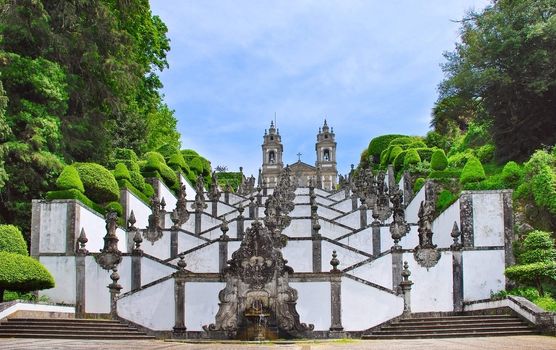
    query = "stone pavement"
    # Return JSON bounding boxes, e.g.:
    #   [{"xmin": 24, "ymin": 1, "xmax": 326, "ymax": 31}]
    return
[{"xmin": 0, "ymin": 336, "xmax": 555, "ymax": 350}]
